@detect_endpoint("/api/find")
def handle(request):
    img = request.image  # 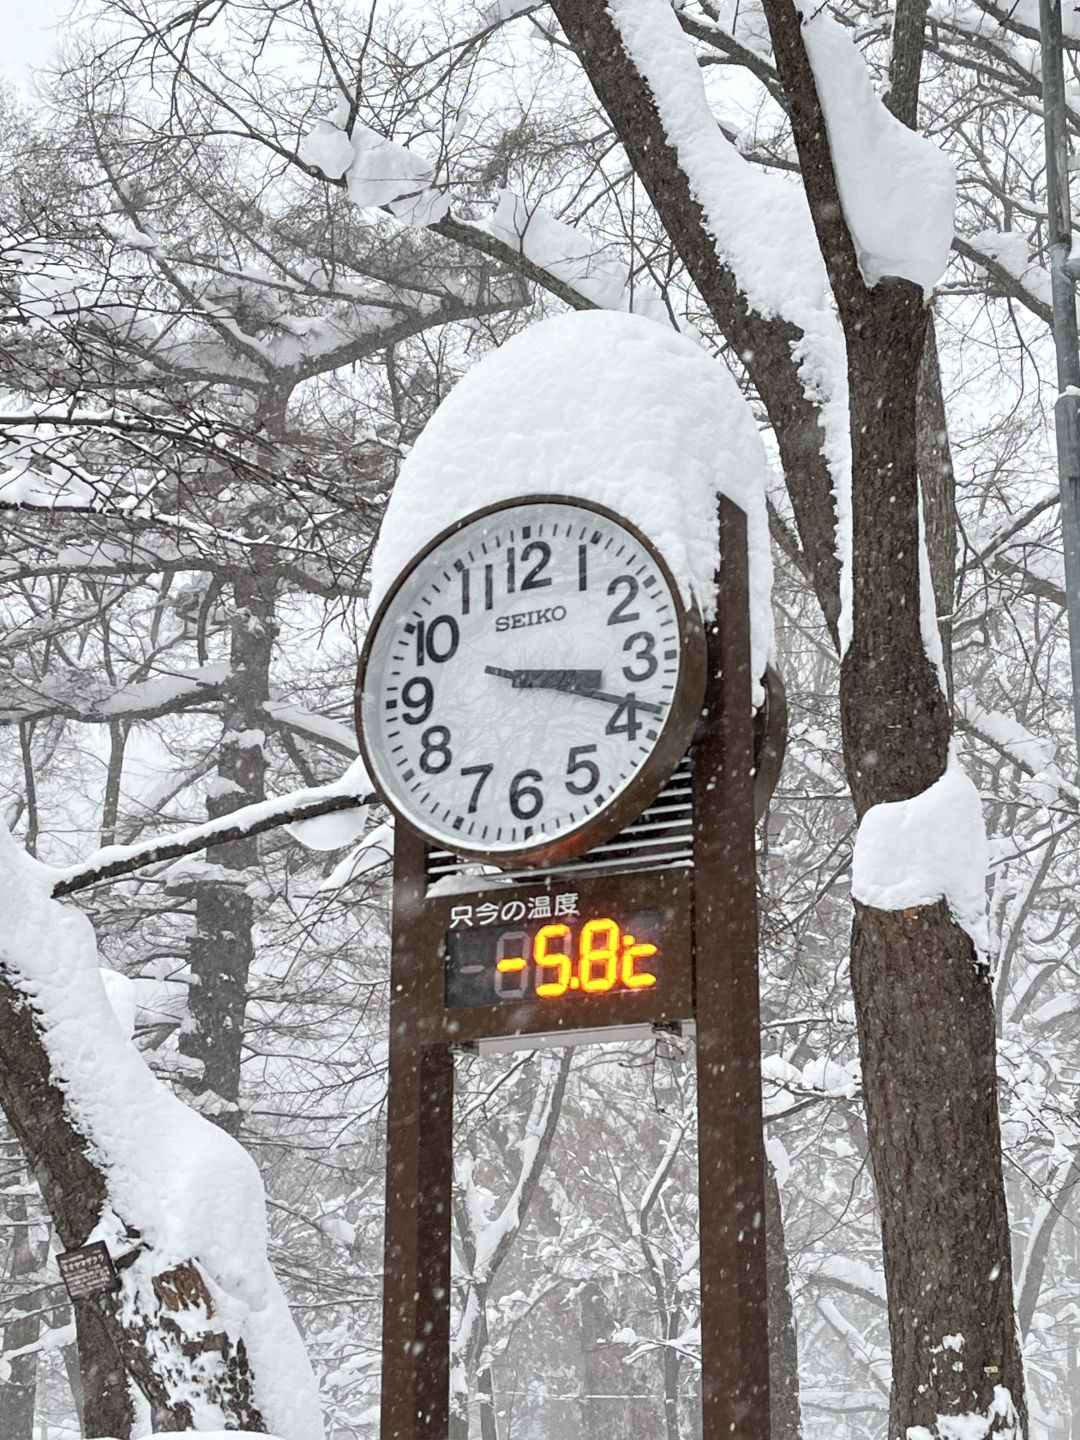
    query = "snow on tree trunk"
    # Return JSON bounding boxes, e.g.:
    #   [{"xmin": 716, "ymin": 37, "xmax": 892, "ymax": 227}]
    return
[
  {"xmin": 762, "ymin": 2, "xmax": 1026, "ymax": 1433},
  {"xmin": 546, "ymin": 0, "xmax": 1027, "ymax": 1431},
  {"xmin": 0, "ymin": 822, "xmax": 323, "ymax": 1440}
]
